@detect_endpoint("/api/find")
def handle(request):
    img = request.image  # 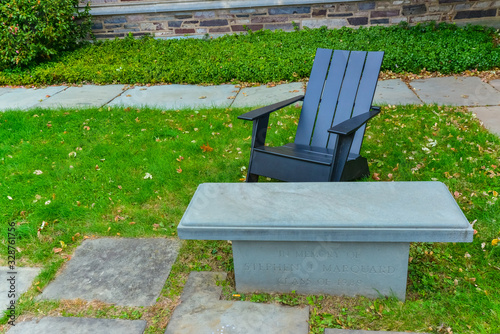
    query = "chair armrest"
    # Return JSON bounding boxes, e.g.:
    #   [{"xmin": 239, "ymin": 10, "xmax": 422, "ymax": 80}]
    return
[
  {"xmin": 328, "ymin": 106, "xmax": 381, "ymax": 136},
  {"xmin": 237, "ymin": 95, "xmax": 304, "ymax": 121}
]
